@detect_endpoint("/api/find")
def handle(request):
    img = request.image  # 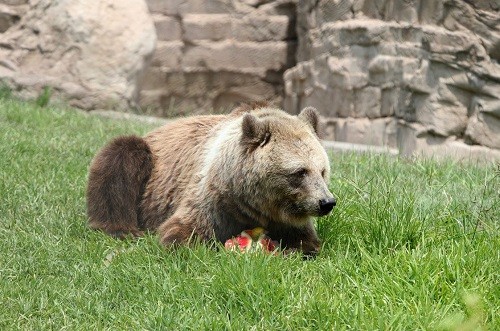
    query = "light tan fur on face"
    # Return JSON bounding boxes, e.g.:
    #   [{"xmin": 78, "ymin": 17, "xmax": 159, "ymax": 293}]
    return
[{"xmin": 240, "ymin": 108, "xmax": 333, "ymax": 226}]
